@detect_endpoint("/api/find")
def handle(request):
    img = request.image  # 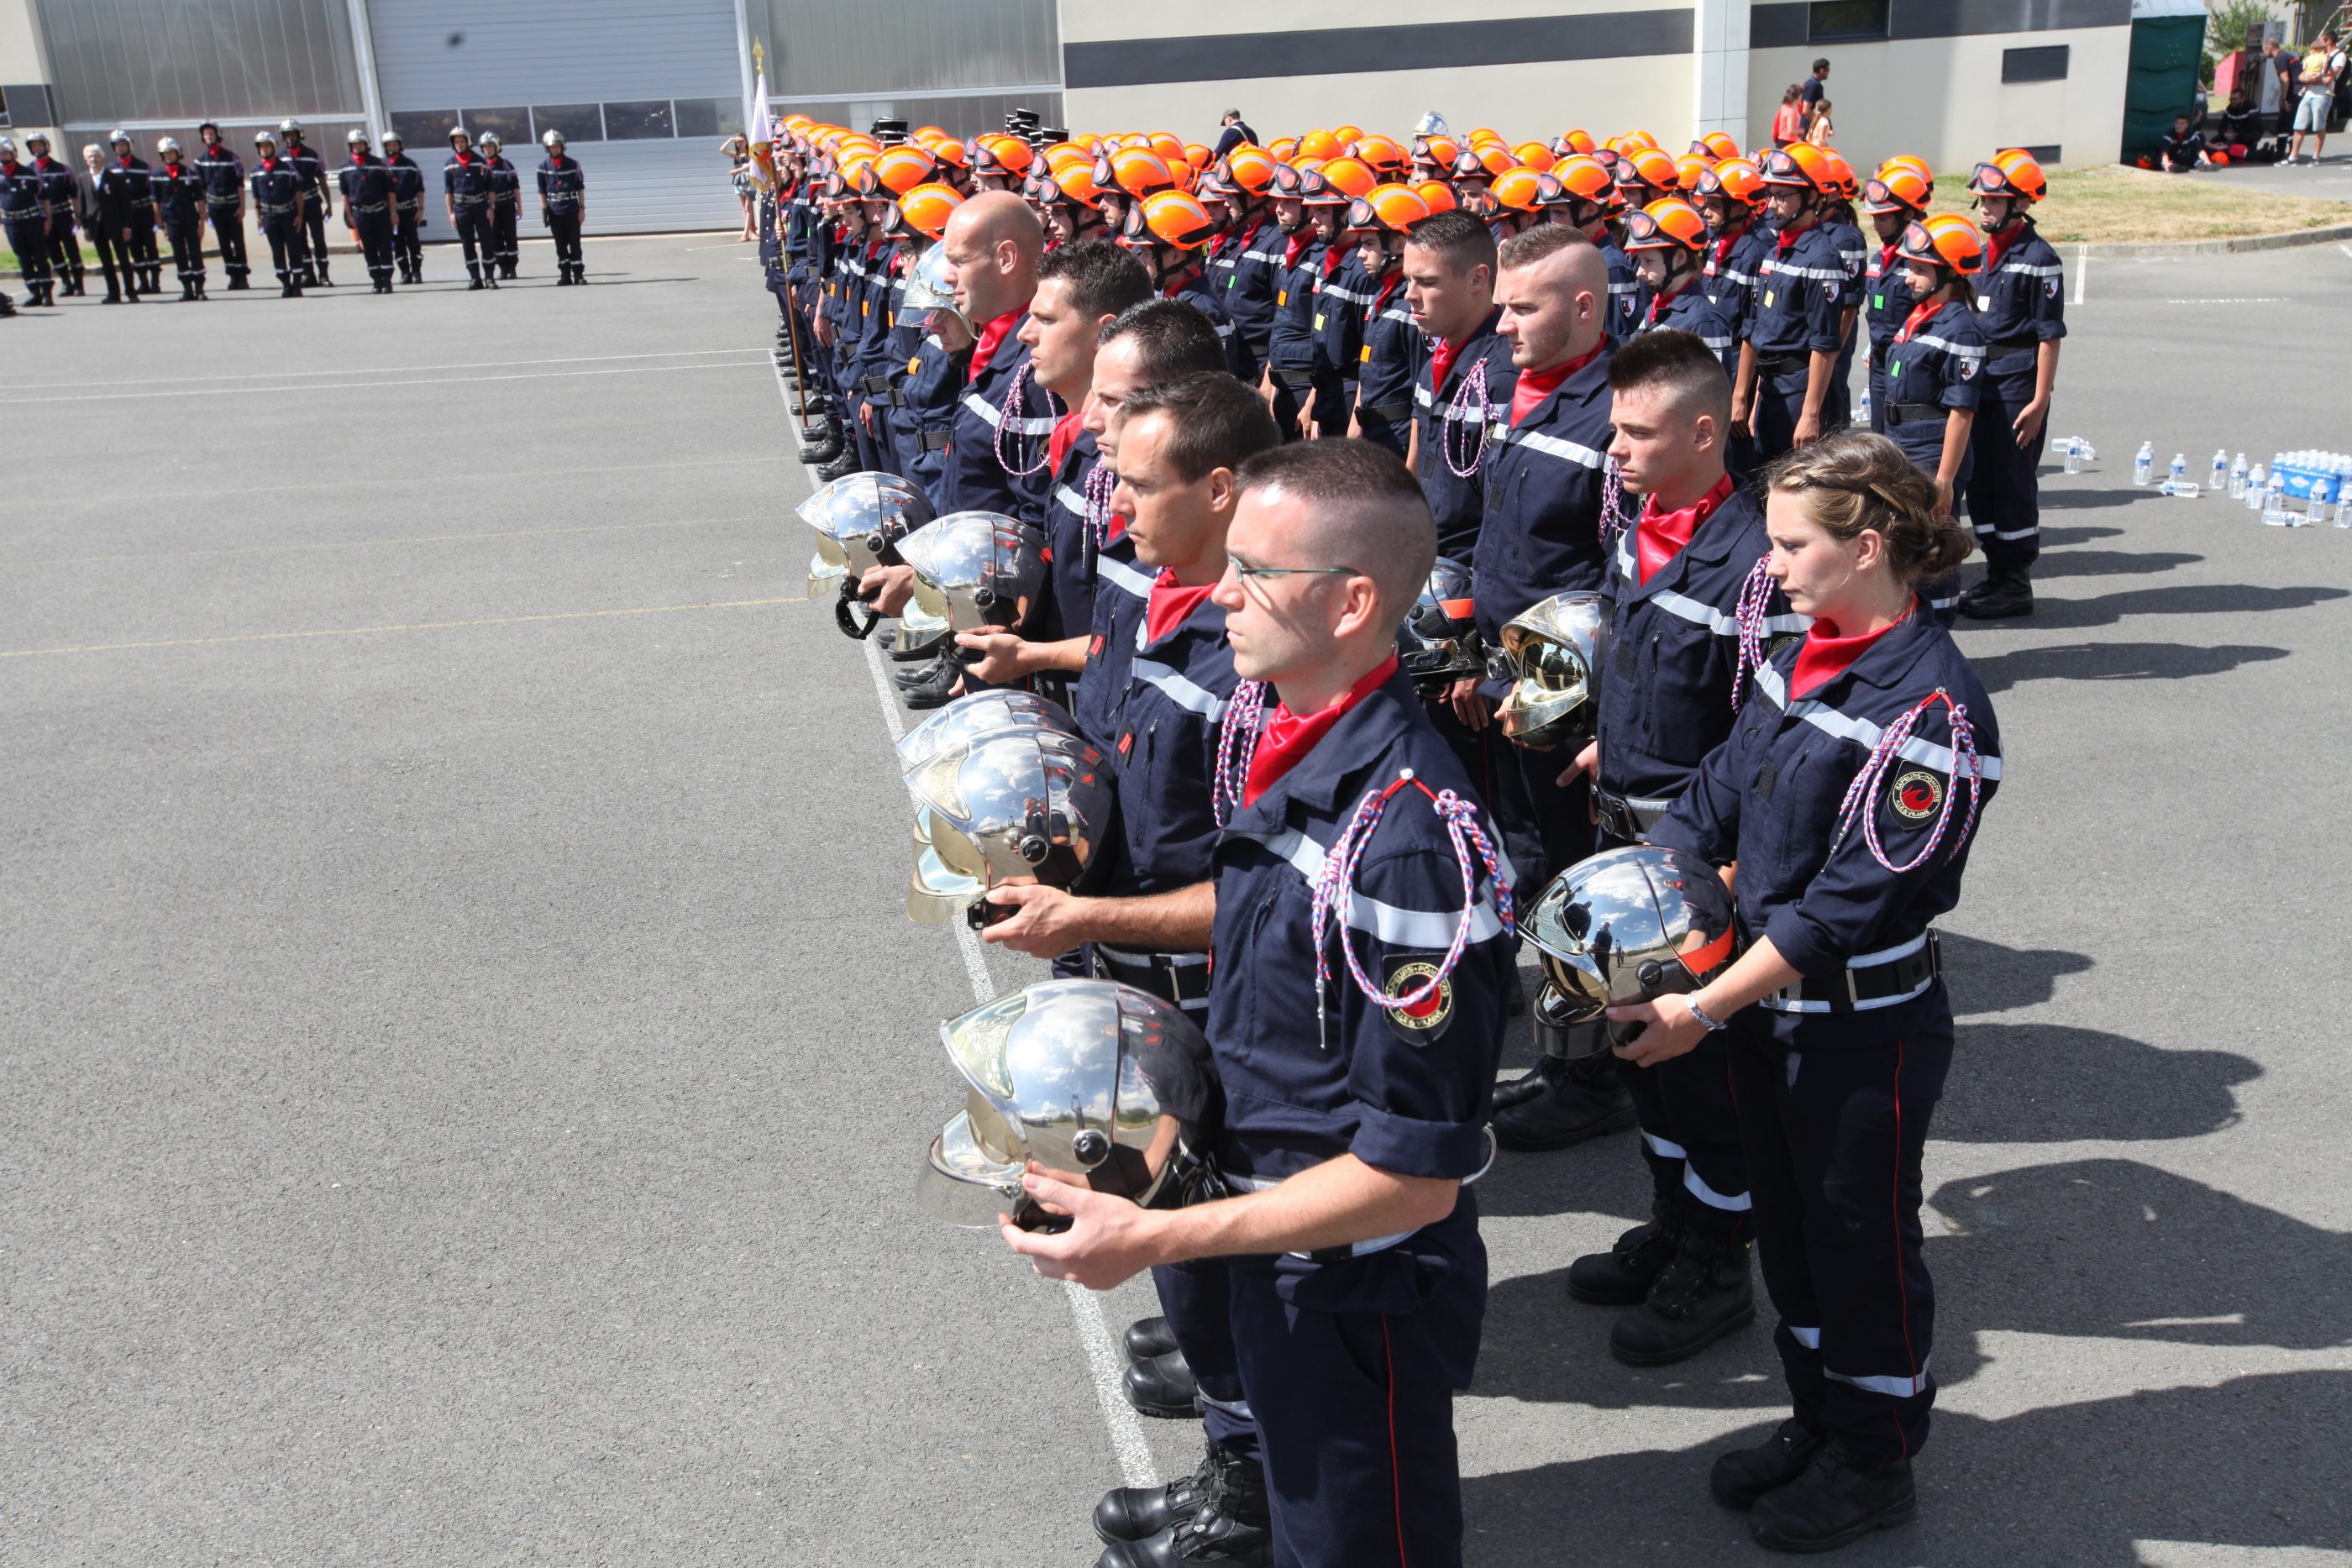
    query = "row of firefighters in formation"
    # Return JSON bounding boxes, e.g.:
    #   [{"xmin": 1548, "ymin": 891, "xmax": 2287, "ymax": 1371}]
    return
[
  {"xmin": 750, "ymin": 105, "xmax": 2017, "ymax": 1568},
  {"xmin": 0, "ymin": 118, "xmax": 589, "ymax": 307}
]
